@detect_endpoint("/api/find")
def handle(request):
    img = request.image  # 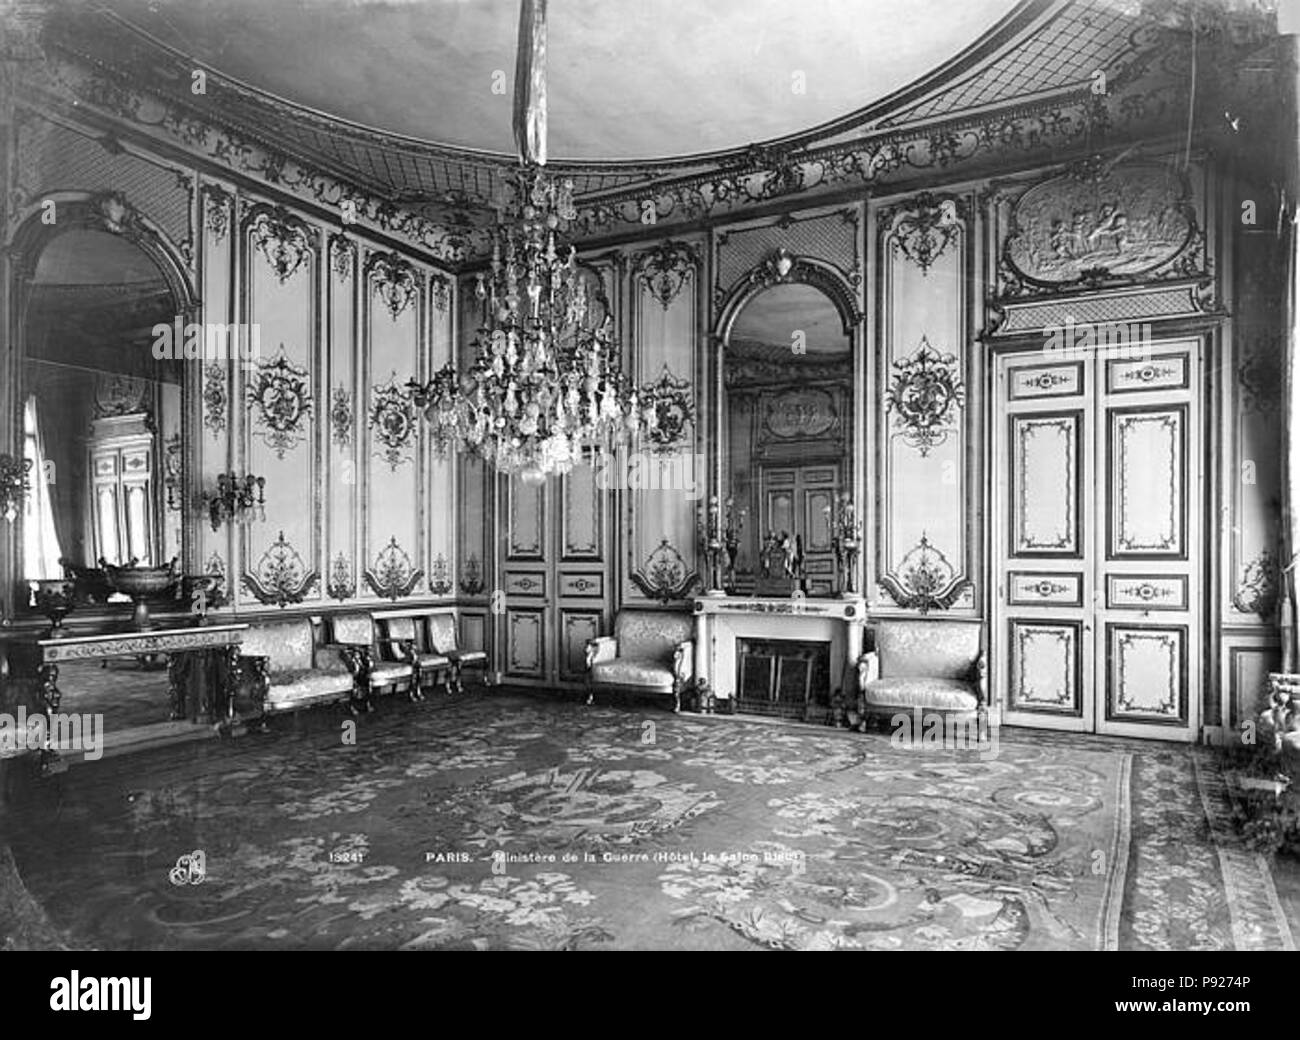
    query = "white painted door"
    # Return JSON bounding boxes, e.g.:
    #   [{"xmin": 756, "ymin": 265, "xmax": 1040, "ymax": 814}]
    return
[{"xmin": 992, "ymin": 338, "xmax": 1202, "ymax": 741}]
